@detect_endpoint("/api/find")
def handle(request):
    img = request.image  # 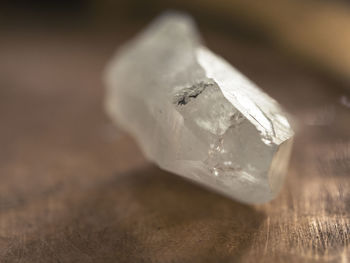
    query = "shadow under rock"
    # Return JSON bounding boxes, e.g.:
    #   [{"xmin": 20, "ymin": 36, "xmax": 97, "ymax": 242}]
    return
[
  {"xmin": 124, "ymin": 165, "xmax": 266, "ymax": 262},
  {"xmin": 3, "ymin": 165, "xmax": 265, "ymax": 263}
]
